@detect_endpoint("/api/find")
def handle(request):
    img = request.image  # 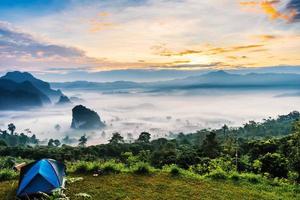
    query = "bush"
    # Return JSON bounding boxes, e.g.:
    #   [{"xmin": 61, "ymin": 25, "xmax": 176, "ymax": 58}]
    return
[
  {"xmin": 206, "ymin": 169, "xmax": 228, "ymax": 180},
  {"xmin": 288, "ymin": 171, "xmax": 299, "ymax": 183},
  {"xmin": 101, "ymin": 161, "xmax": 124, "ymax": 174},
  {"xmin": 131, "ymin": 162, "xmax": 152, "ymax": 175},
  {"xmin": 209, "ymin": 157, "xmax": 235, "ymax": 173},
  {"xmin": 241, "ymin": 173, "xmax": 261, "ymax": 184},
  {"xmin": 170, "ymin": 165, "xmax": 180, "ymax": 176},
  {"xmin": 190, "ymin": 162, "xmax": 209, "ymax": 175},
  {"xmin": 68, "ymin": 160, "xmax": 125, "ymax": 174},
  {"xmin": 73, "ymin": 162, "xmax": 91, "ymax": 174},
  {"xmin": 260, "ymin": 153, "xmax": 288, "ymax": 178},
  {"xmin": 229, "ymin": 172, "xmax": 240, "ymax": 181},
  {"xmin": 90, "ymin": 162, "xmax": 102, "ymax": 172},
  {"xmin": 0, "ymin": 169, "xmax": 18, "ymax": 181}
]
